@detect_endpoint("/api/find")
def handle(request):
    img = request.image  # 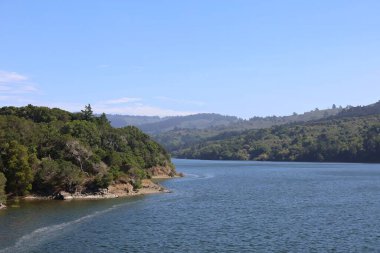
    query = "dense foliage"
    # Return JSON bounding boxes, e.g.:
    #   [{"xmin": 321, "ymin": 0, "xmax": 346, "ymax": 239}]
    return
[
  {"xmin": 176, "ymin": 115, "xmax": 380, "ymax": 163},
  {"xmin": 138, "ymin": 113, "xmax": 241, "ymax": 134},
  {"xmin": 105, "ymin": 115, "xmax": 162, "ymax": 128},
  {"xmin": 0, "ymin": 172, "xmax": 6, "ymax": 204},
  {"xmin": 109, "ymin": 107, "xmax": 343, "ymax": 135},
  {"xmin": 336, "ymin": 101, "xmax": 380, "ymax": 118},
  {"xmin": 0, "ymin": 105, "xmax": 175, "ymax": 199},
  {"xmin": 153, "ymin": 107, "xmax": 343, "ymax": 153}
]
